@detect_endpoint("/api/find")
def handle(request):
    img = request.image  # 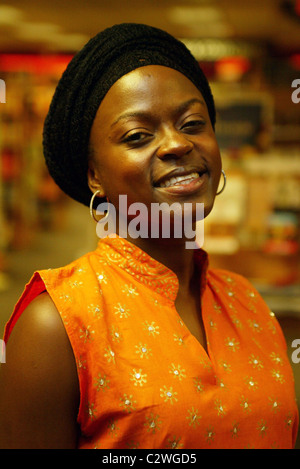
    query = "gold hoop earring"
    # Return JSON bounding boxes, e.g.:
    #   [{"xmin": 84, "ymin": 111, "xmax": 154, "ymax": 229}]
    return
[
  {"xmin": 89, "ymin": 190, "xmax": 110, "ymax": 222},
  {"xmin": 216, "ymin": 169, "xmax": 226, "ymax": 196}
]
